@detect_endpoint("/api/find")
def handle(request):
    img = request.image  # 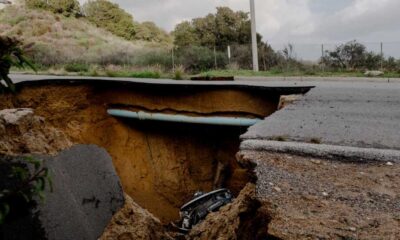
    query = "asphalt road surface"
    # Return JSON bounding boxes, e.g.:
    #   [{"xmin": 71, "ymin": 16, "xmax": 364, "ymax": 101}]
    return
[{"xmin": 242, "ymin": 80, "xmax": 400, "ymax": 153}]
